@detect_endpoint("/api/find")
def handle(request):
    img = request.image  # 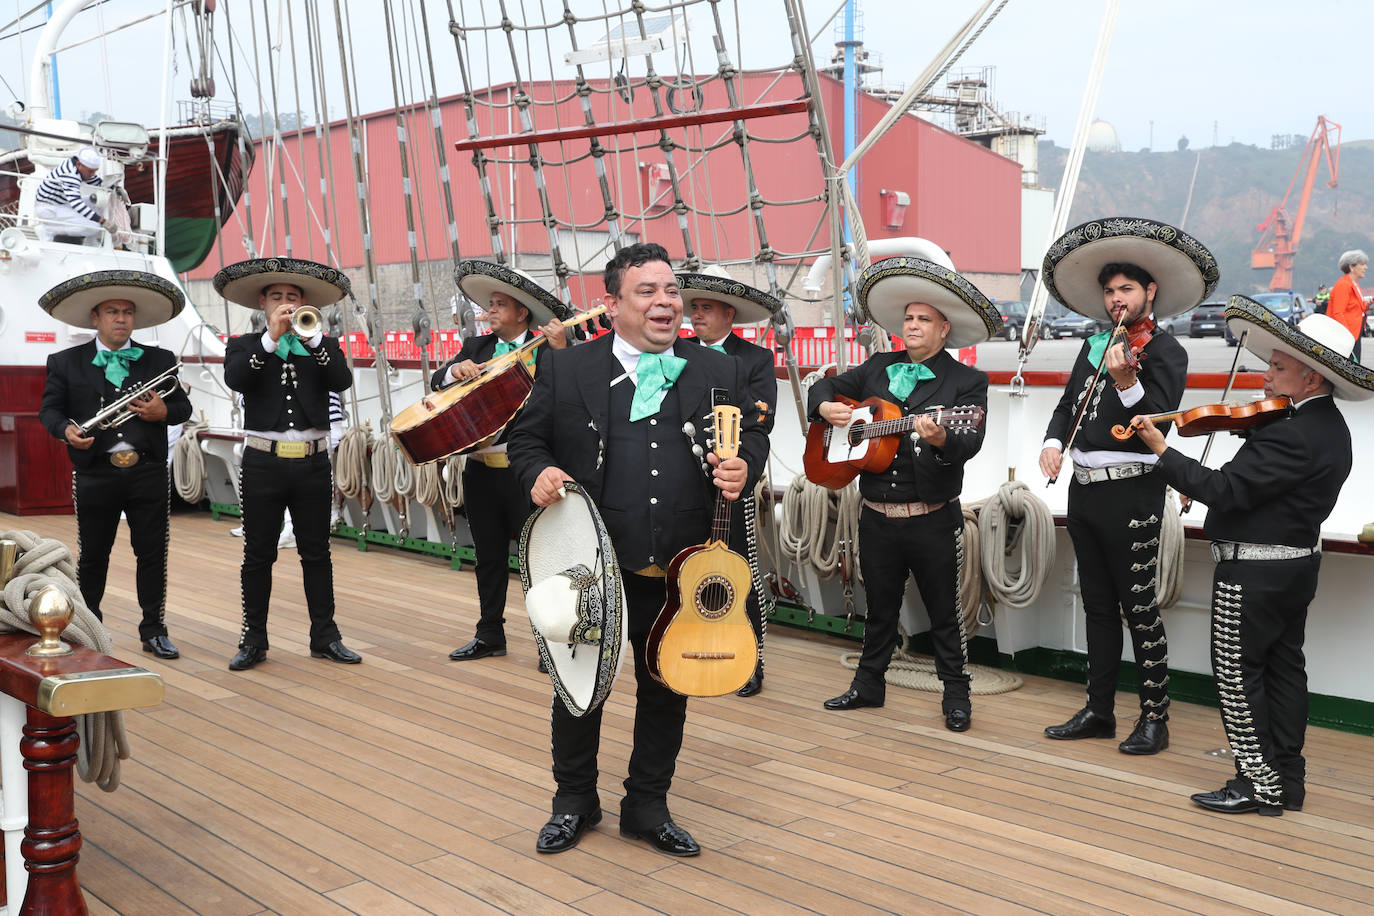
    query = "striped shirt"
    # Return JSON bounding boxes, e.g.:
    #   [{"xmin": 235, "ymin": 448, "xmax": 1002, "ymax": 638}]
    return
[{"xmin": 35, "ymin": 156, "xmax": 102, "ymax": 221}]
